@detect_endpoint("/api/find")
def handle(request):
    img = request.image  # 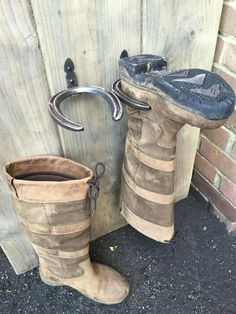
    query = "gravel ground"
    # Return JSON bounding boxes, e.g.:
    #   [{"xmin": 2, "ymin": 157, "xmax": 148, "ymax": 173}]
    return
[{"xmin": 0, "ymin": 189, "xmax": 236, "ymax": 314}]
